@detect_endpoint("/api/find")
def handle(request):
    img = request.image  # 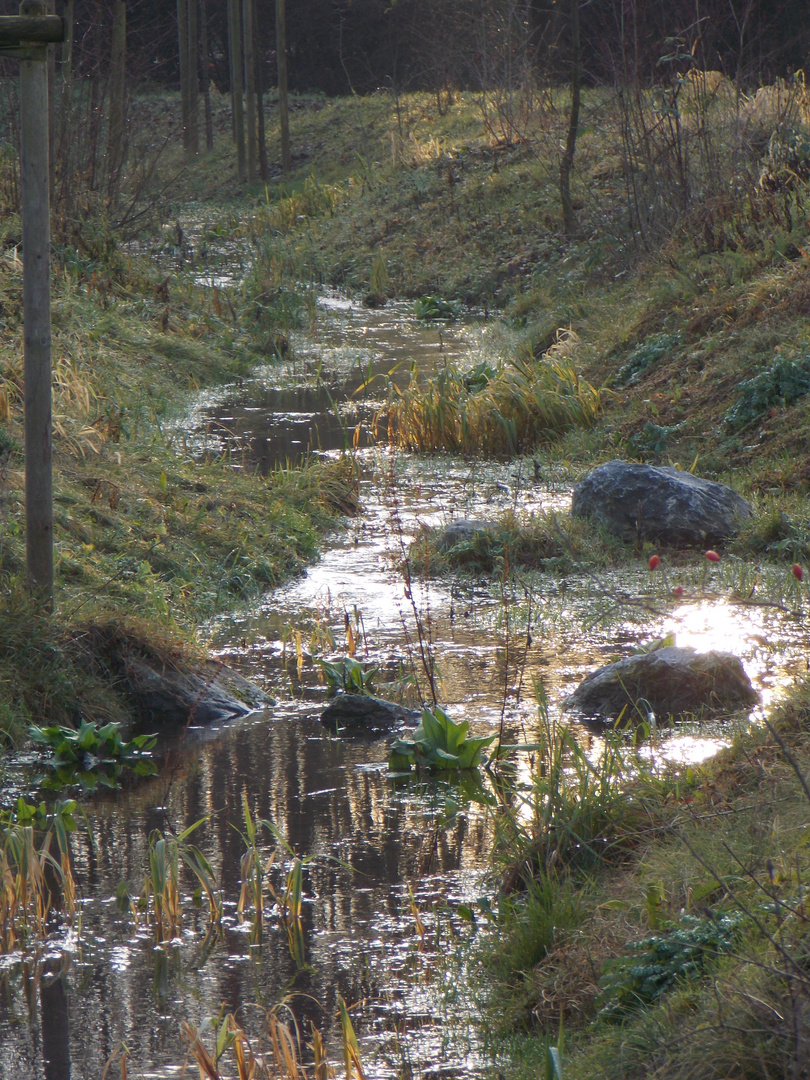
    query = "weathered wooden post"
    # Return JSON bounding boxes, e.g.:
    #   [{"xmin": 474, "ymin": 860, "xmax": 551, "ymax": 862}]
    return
[{"xmin": 0, "ymin": 3, "xmax": 64, "ymax": 609}]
